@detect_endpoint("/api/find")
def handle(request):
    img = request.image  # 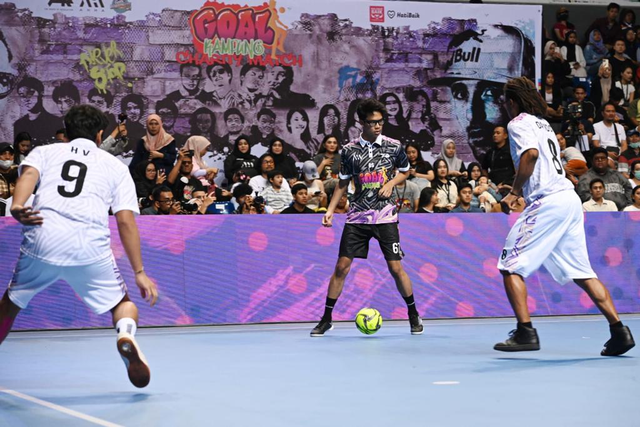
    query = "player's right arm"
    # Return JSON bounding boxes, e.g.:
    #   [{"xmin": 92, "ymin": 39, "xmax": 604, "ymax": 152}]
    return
[
  {"xmin": 115, "ymin": 210, "xmax": 158, "ymax": 306},
  {"xmin": 323, "ymin": 178, "xmax": 350, "ymax": 227},
  {"xmin": 500, "ymin": 119, "xmax": 539, "ymax": 214},
  {"xmin": 324, "ymin": 146, "xmax": 353, "ymax": 227},
  {"xmin": 10, "ymin": 165, "xmax": 43, "ymax": 226}
]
